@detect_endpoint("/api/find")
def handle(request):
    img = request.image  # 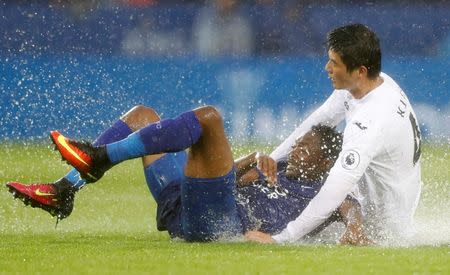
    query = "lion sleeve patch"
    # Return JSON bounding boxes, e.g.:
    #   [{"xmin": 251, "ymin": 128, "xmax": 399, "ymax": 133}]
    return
[{"xmin": 341, "ymin": 150, "xmax": 360, "ymax": 170}]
